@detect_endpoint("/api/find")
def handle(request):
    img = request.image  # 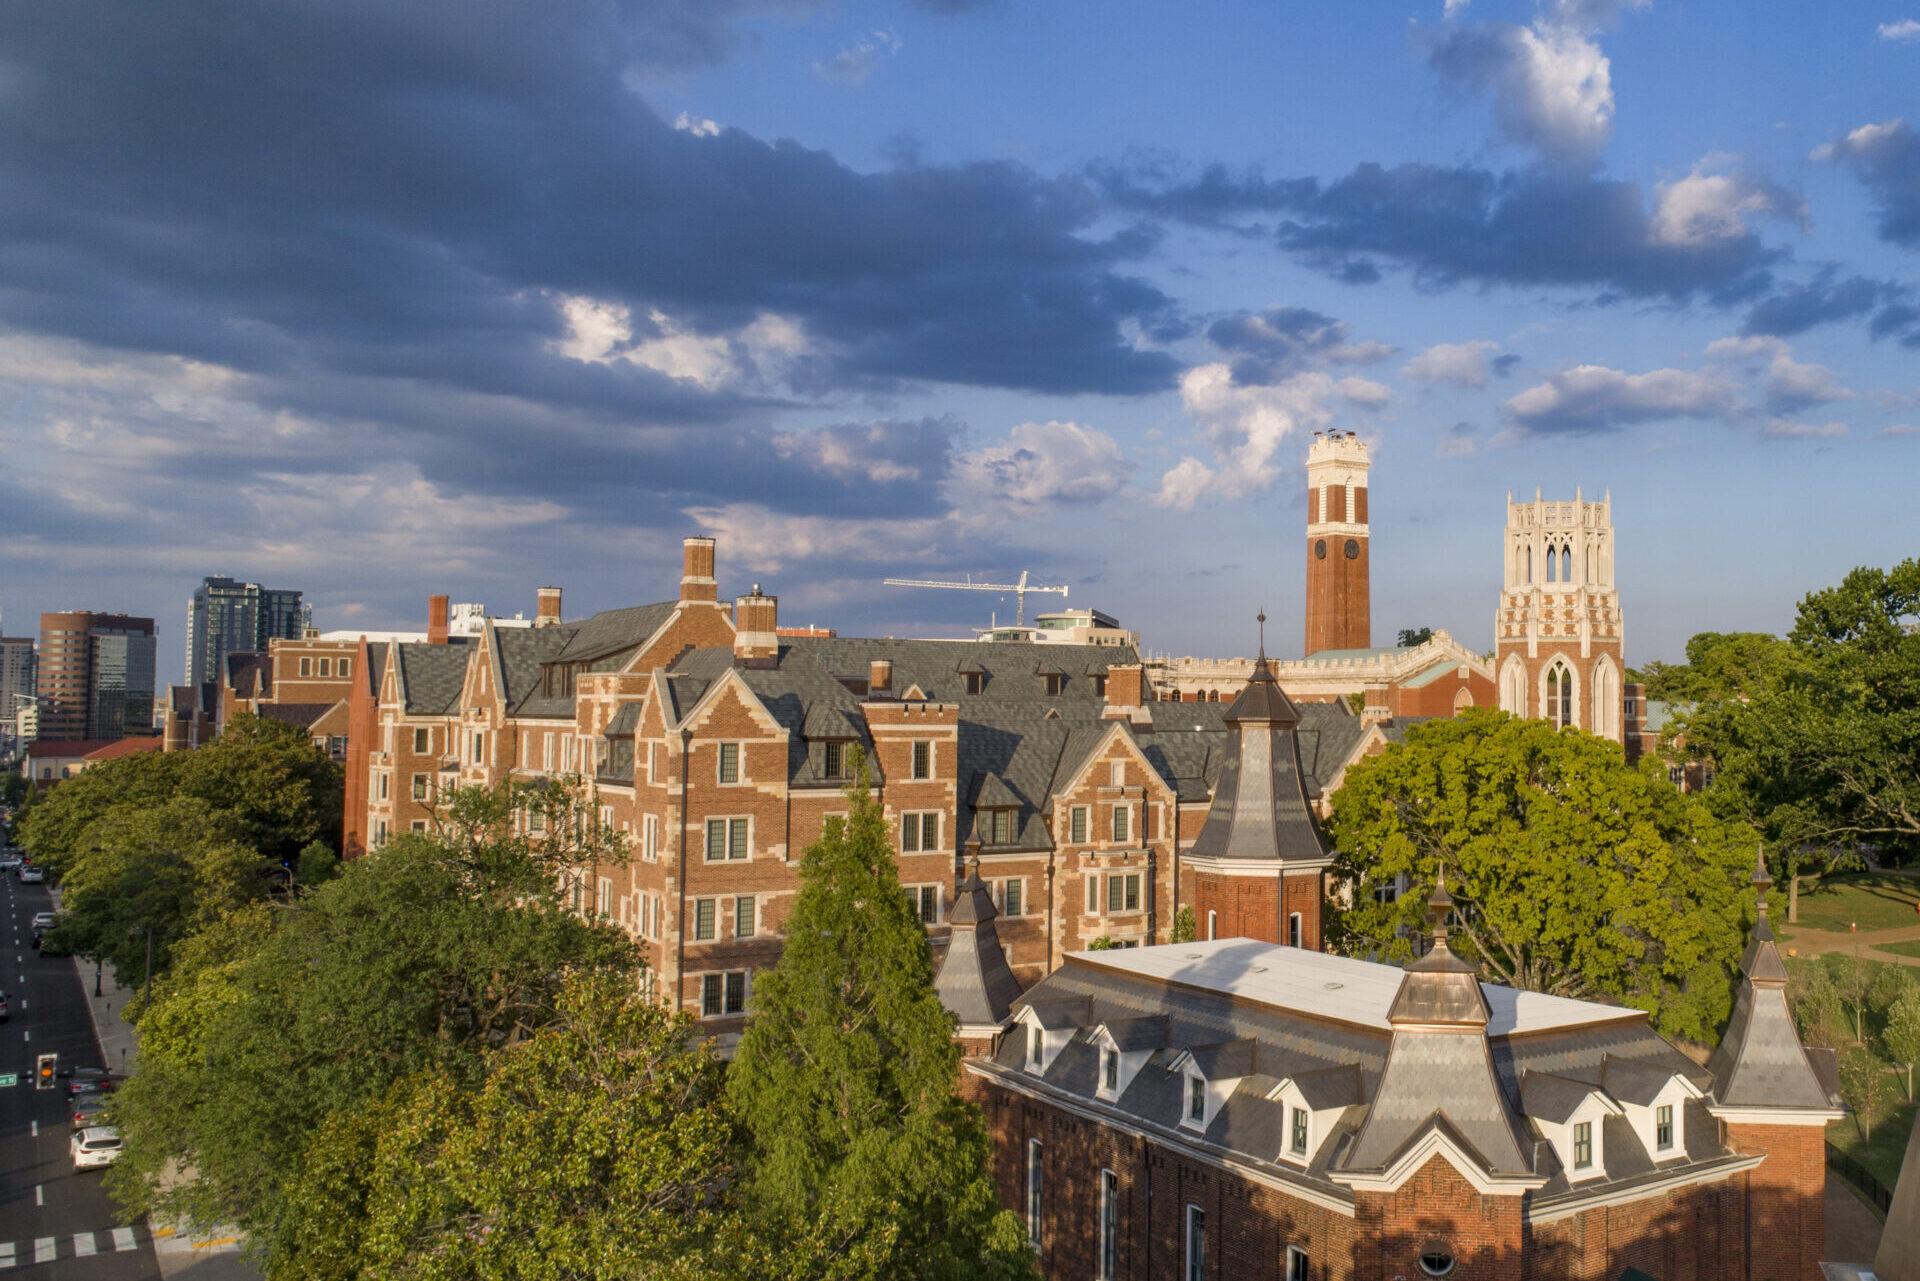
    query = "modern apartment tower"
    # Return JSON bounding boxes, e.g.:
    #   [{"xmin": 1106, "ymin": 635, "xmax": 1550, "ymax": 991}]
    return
[
  {"xmin": 36, "ymin": 612, "xmax": 157, "ymax": 741},
  {"xmin": 0, "ymin": 634, "xmax": 34, "ymax": 723},
  {"xmin": 185, "ymin": 577, "xmax": 306, "ymax": 691}
]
